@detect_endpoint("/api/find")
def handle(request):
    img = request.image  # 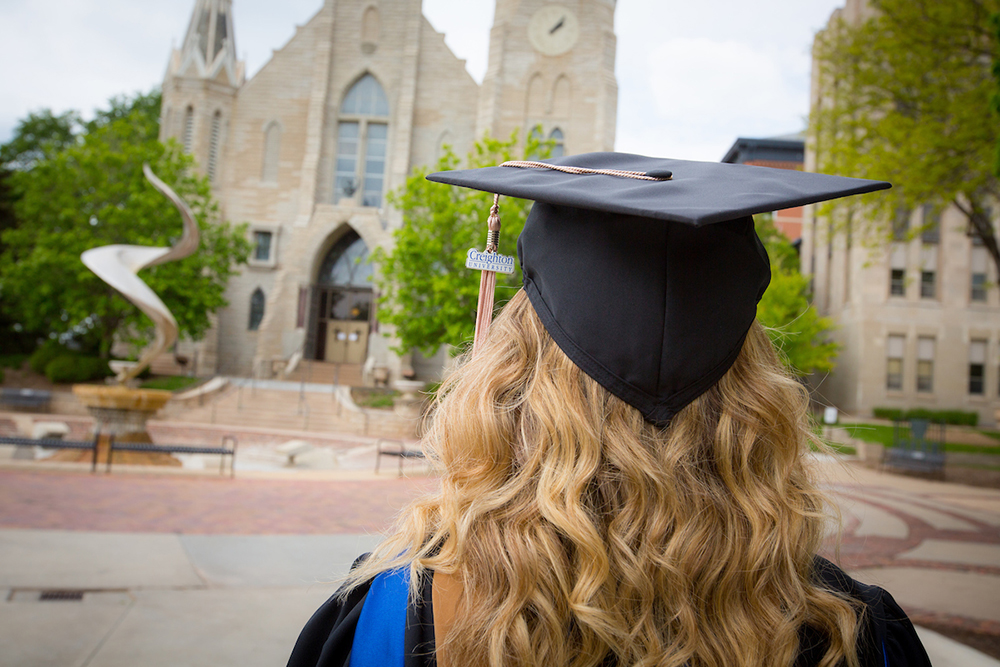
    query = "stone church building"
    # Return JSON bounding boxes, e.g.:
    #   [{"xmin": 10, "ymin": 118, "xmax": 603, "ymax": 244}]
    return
[{"xmin": 159, "ymin": 0, "xmax": 618, "ymax": 381}]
